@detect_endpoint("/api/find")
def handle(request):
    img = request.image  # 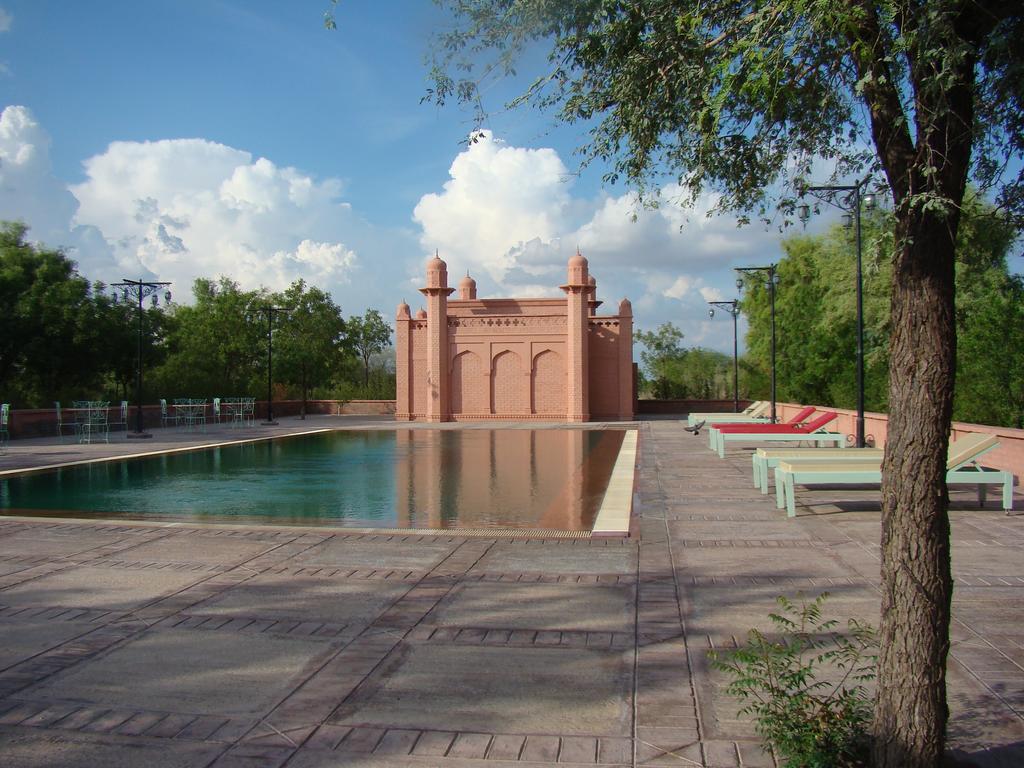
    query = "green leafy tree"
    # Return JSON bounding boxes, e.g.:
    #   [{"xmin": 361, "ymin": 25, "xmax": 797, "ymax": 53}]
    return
[
  {"xmin": 635, "ymin": 322, "xmax": 686, "ymax": 398},
  {"xmin": 346, "ymin": 309, "xmax": 392, "ymax": 389},
  {"xmin": 154, "ymin": 277, "xmax": 265, "ymax": 397},
  {"xmin": 378, "ymin": 1, "xmax": 1024, "ymax": 762},
  {"xmin": 636, "ymin": 323, "xmax": 737, "ymax": 399},
  {"xmin": 0, "ymin": 223, "xmax": 120, "ymax": 405},
  {"xmin": 273, "ymin": 280, "xmax": 347, "ymax": 418},
  {"xmin": 741, "ymin": 197, "xmax": 1021, "ymax": 428}
]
